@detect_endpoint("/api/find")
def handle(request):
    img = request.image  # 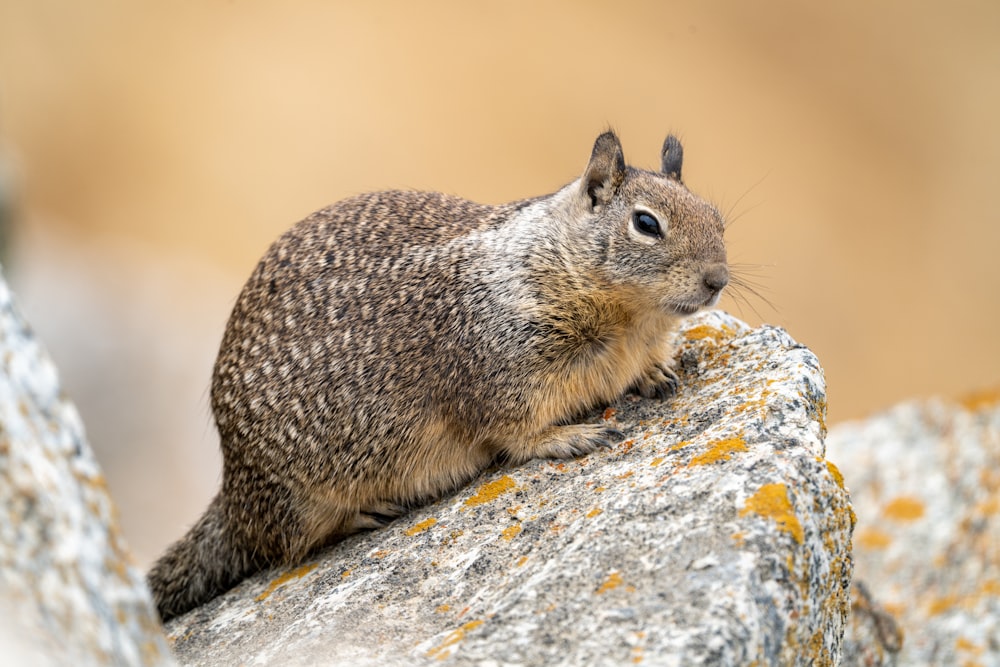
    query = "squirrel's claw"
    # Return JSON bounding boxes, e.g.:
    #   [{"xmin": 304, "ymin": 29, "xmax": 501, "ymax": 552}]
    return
[
  {"xmin": 632, "ymin": 363, "xmax": 679, "ymax": 400},
  {"xmin": 505, "ymin": 424, "xmax": 625, "ymax": 463}
]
